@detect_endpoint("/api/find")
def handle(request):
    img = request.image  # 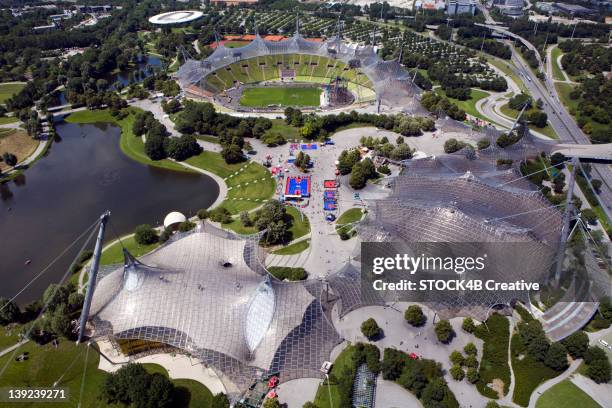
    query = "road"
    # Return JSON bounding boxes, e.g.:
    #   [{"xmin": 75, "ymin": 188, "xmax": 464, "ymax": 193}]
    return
[{"xmin": 475, "ymin": 4, "xmax": 612, "ymax": 218}]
